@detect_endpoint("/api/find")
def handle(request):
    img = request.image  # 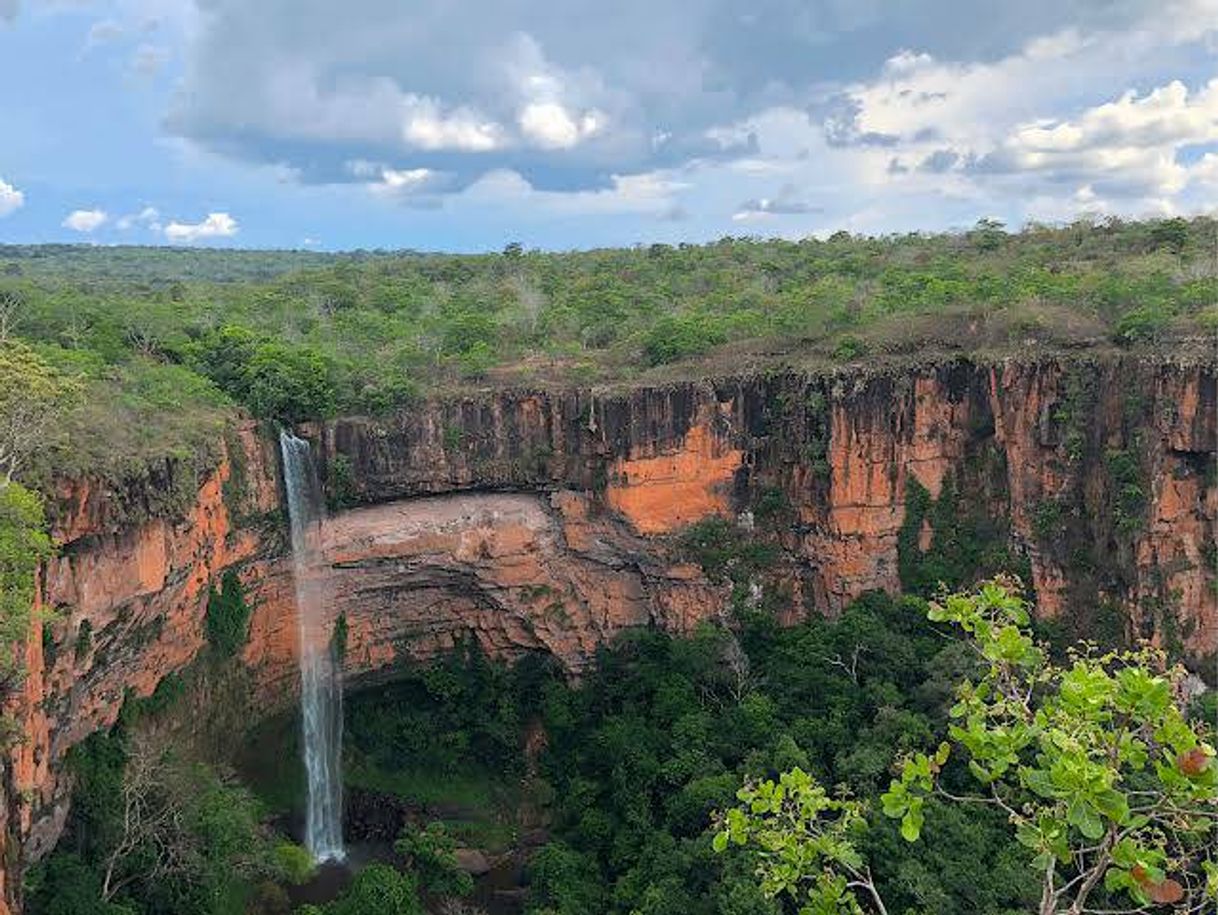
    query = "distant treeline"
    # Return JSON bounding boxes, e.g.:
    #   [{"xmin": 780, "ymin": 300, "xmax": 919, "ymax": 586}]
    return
[{"xmin": 3, "ymin": 216, "xmax": 1216, "ymax": 487}]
